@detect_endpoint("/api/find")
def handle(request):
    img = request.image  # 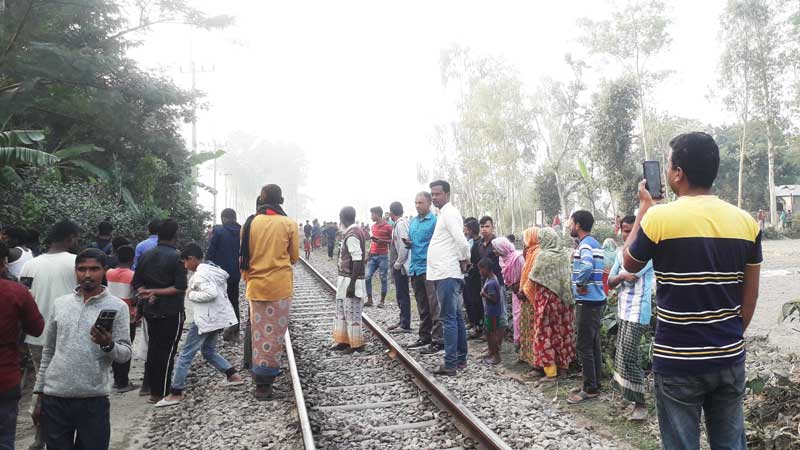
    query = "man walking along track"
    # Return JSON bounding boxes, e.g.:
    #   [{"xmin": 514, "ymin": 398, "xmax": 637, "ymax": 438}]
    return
[{"xmin": 241, "ymin": 184, "xmax": 299, "ymax": 400}]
